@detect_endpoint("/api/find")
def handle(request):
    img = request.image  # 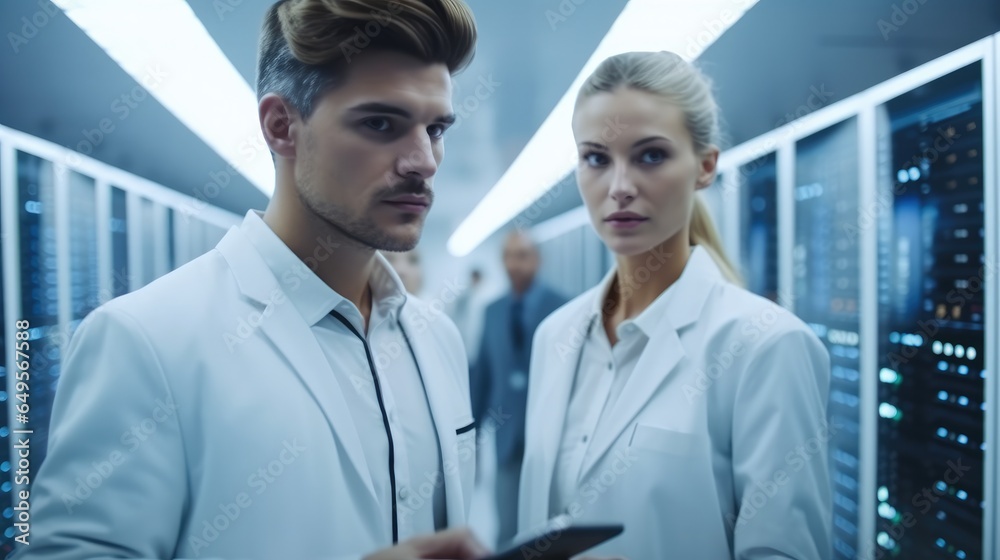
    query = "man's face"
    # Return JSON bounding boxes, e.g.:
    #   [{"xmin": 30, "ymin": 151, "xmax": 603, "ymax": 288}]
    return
[
  {"xmin": 503, "ymin": 233, "xmax": 539, "ymax": 292},
  {"xmin": 292, "ymin": 50, "xmax": 454, "ymax": 251}
]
